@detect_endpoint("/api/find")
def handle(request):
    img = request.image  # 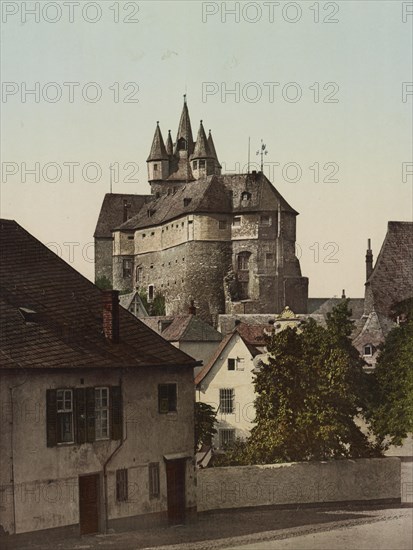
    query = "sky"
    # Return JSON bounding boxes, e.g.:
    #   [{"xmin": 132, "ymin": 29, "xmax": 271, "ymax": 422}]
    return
[{"xmin": 1, "ymin": 0, "xmax": 412, "ymax": 298}]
